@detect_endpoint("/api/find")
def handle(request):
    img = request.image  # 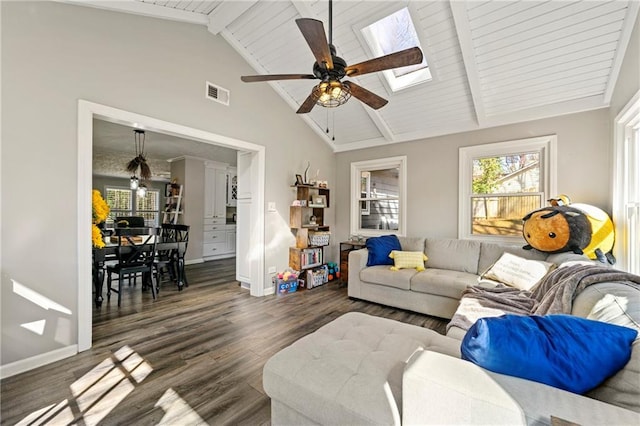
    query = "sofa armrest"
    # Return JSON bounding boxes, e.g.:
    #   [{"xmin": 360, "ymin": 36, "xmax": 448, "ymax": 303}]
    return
[
  {"xmin": 347, "ymin": 248, "xmax": 368, "ymax": 298},
  {"xmin": 403, "ymin": 350, "xmax": 640, "ymax": 426}
]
